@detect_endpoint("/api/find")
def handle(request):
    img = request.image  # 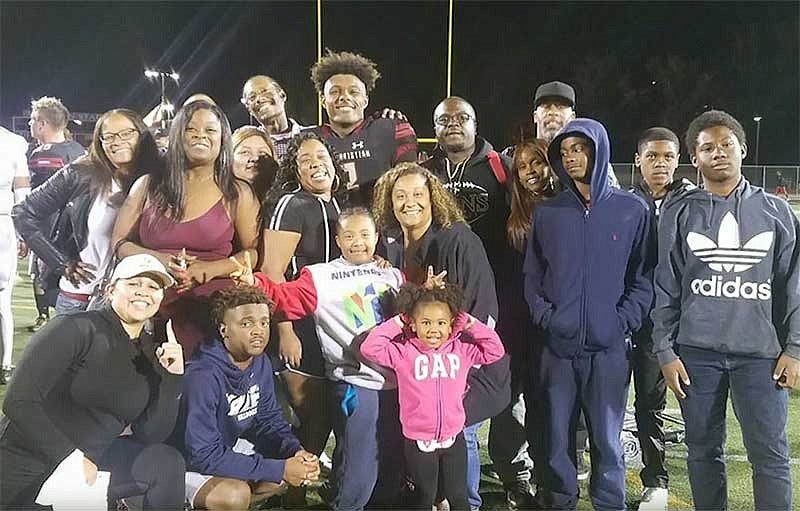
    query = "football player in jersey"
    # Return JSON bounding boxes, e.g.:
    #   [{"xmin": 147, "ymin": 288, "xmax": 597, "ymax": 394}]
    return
[{"xmin": 310, "ymin": 50, "xmax": 418, "ymax": 206}]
